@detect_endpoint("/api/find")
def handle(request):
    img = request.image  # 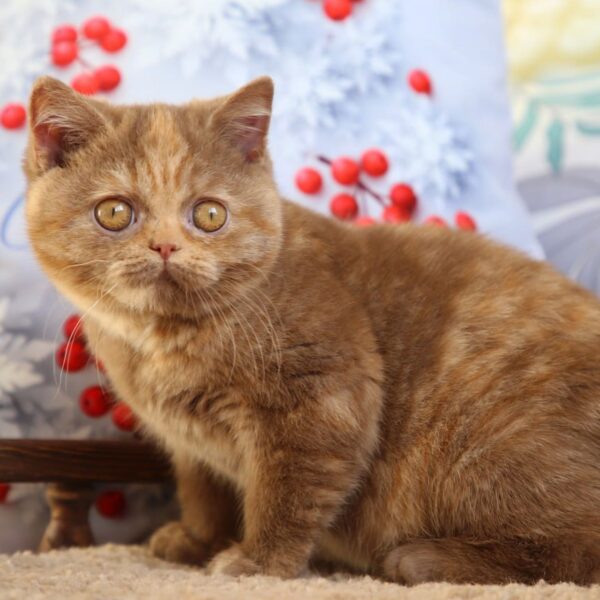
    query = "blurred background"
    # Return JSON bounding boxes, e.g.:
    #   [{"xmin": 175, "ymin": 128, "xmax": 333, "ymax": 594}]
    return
[
  {"xmin": 504, "ymin": 0, "xmax": 600, "ymax": 292},
  {"xmin": 0, "ymin": 0, "xmax": 599, "ymax": 553}
]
